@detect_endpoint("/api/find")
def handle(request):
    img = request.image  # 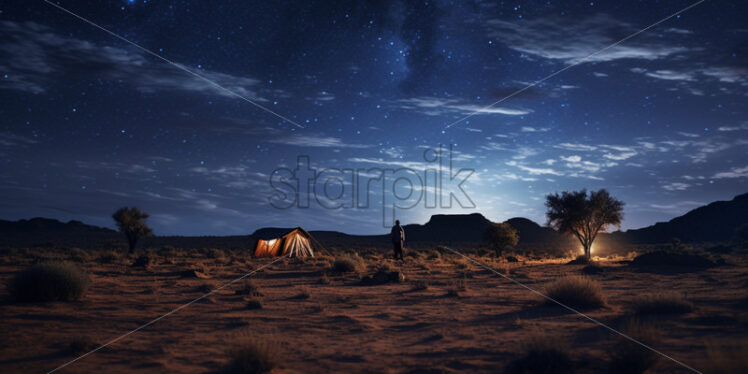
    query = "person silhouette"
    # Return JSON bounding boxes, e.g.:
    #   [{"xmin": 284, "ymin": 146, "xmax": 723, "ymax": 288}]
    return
[{"xmin": 391, "ymin": 220, "xmax": 405, "ymax": 261}]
